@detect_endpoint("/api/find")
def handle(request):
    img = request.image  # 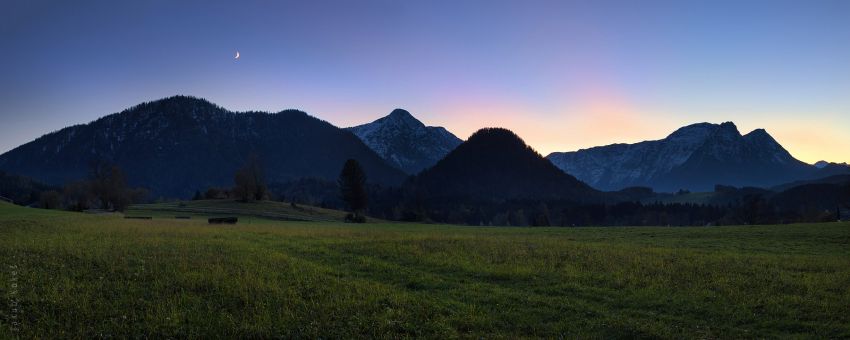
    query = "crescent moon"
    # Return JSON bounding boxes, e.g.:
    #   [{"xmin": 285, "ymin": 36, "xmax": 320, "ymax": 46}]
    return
[{"xmin": 235, "ymin": 51, "xmax": 240, "ymax": 59}]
